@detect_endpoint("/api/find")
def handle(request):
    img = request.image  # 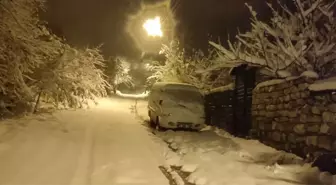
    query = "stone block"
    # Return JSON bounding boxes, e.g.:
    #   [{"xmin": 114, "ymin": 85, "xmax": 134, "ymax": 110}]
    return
[
  {"xmin": 306, "ymin": 98, "xmax": 315, "ymax": 105},
  {"xmin": 257, "ymin": 104, "xmax": 265, "ymax": 110},
  {"xmin": 332, "ymin": 93, "xmax": 336, "ymax": 102},
  {"xmin": 283, "ymin": 103, "xmax": 290, "ymax": 109},
  {"xmin": 265, "ymin": 112, "xmax": 276, "ymax": 118},
  {"xmin": 329, "ymin": 124, "xmax": 336, "ymax": 135},
  {"xmin": 294, "ymin": 124, "xmax": 306, "ymax": 135},
  {"xmin": 283, "ymin": 124, "xmax": 295, "ymax": 132},
  {"xmin": 300, "ymin": 104, "xmax": 311, "ymax": 114},
  {"xmin": 295, "ymin": 92, "xmax": 301, "ymax": 99},
  {"xmin": 288, "ymin": 111, "xmax": 298, "ymax": 118},
  {"xmin": 284, "ymin": 95, "xmax": 291, "ymax": 102},
  {"xmin": 298, "ymin": 83, "xmax": 309, "ymax": 90},
  {"xmin": 284, "ymin": 88, "xmax": 291, "ymax": 95},
  {"xmin": 290, "ymin": 93, "xmax": 297, "ymax": 100},
  {"xmin": 301, "ymin": 91, "xmax": 310, "ymax": 98},
  {"xmin": 296, "ymin": 99, "xmax": 305, "ymax": 106},
  {"xmin": 259, "ymin": 111, "xmax": 267, "ymax": 117},
  {"xmin": 279, "ymin": 97, "xmax": 284, "ymax": 103},
  {"xmin": 307, "ymin": 125, "xmax": 320, "ymax": 133},
  {"xmin": 290, "ymin": 86, "xmax": 299, "ymax": 93},
  {"xmin": 277, "ymin": 104, "xmax": 284, "ymax": 110},
  {"xmin": 272, "ymin": 132, "xmax": 282, "ymax": 141},
  {"xmin": 268, "ymin": 86, "xmax": 275, "ymax": 92},
  {"xmin": 275, "ymin": 117, "xmax": 289, "ymax": 123},
  {"xmin": 320, "ymin": 123, "xmax": 330, "ymax": 134},
  {"xmin": 327, "ymin": 104, "xmax": 336, "ymax": 113},
  {"xmin": 301, "ymin": 114, "xmax": 322, "ymax": 123},
  {"xmin": 318, "ymin": 136, "xmax": 332, "ymax": 150},
  {"xmin": 306, "ymin": 136, "xmax": 318, "ymax": 146},
  {"xmin": 264, "ymin": 98, "xmax": 272, "ymax": 104},
  {"xmin": 288, "ymin": 133, "xmax": 296, "ymax": 143},
  {"xmin": 289, "ymin": 101, "xmax": 299, "ymax": 109},
  {"xmin": 266, "ymin": 105, "xmax": 277, "ymax": 111},
  {"xmin": 276, "ymin": 122, "xmax": 285, "ymax": 131},
  {"xmin": 322, "ymin": 112, "xmax": 336, "ymax": 124},
  {"xmin": 311, "ymin": 106, "xmax": 321, "ymax": 115}
]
